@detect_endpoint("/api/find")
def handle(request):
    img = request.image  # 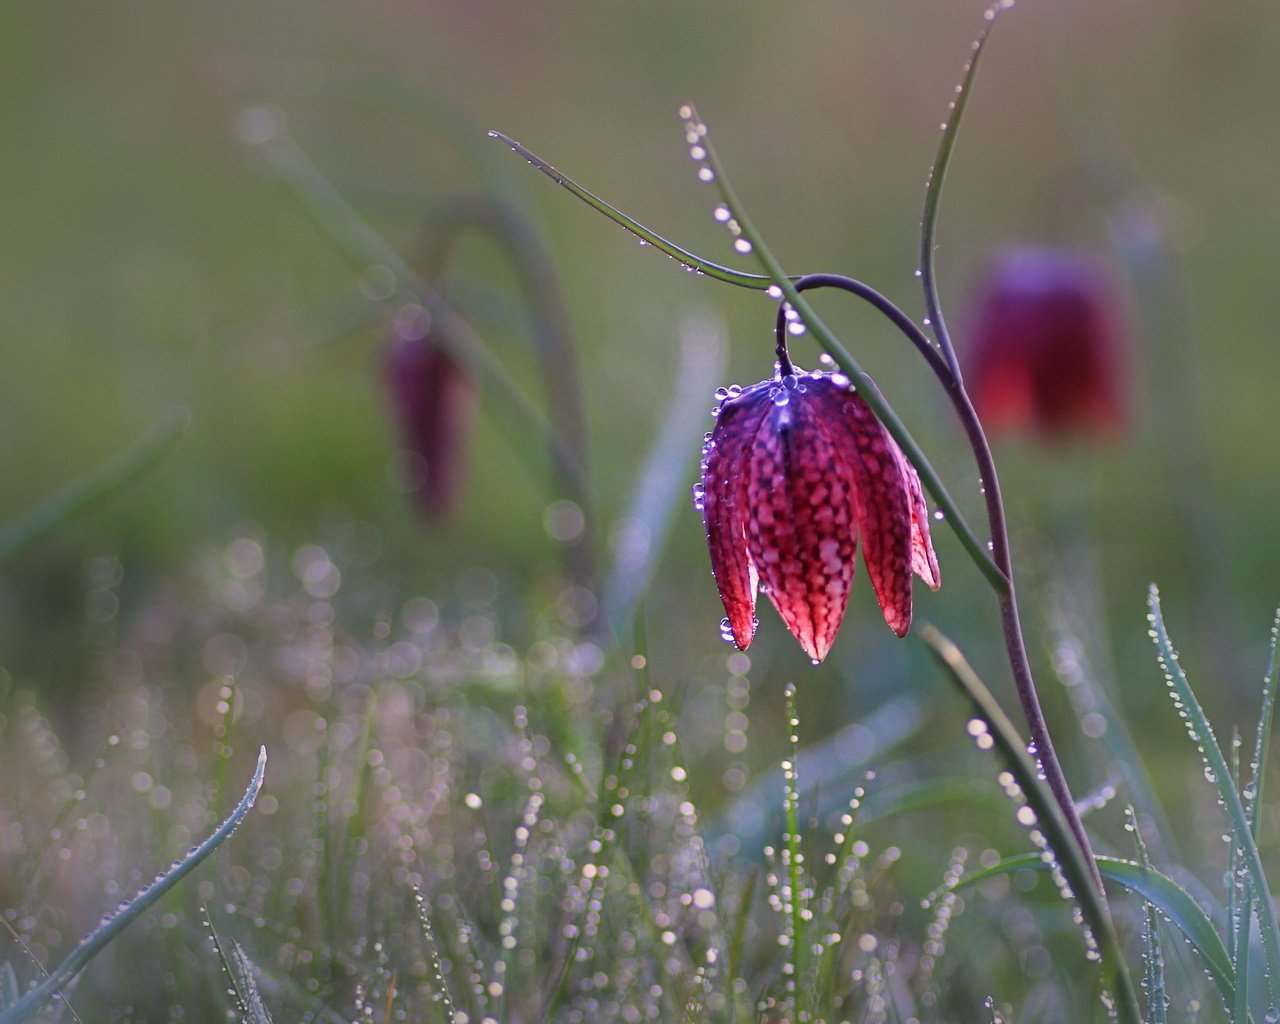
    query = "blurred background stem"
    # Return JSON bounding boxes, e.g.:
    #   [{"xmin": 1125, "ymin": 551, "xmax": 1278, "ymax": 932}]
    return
[{"xmin": 415, "ymin": 195, "xmax": 597, "ymax": 597}]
